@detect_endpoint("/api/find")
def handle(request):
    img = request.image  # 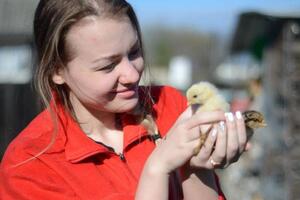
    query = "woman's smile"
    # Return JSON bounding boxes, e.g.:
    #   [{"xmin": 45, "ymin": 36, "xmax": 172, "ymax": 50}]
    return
[{"xmin": 112, "ymin": 84, "xmax": 138, "ymax": 99}]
